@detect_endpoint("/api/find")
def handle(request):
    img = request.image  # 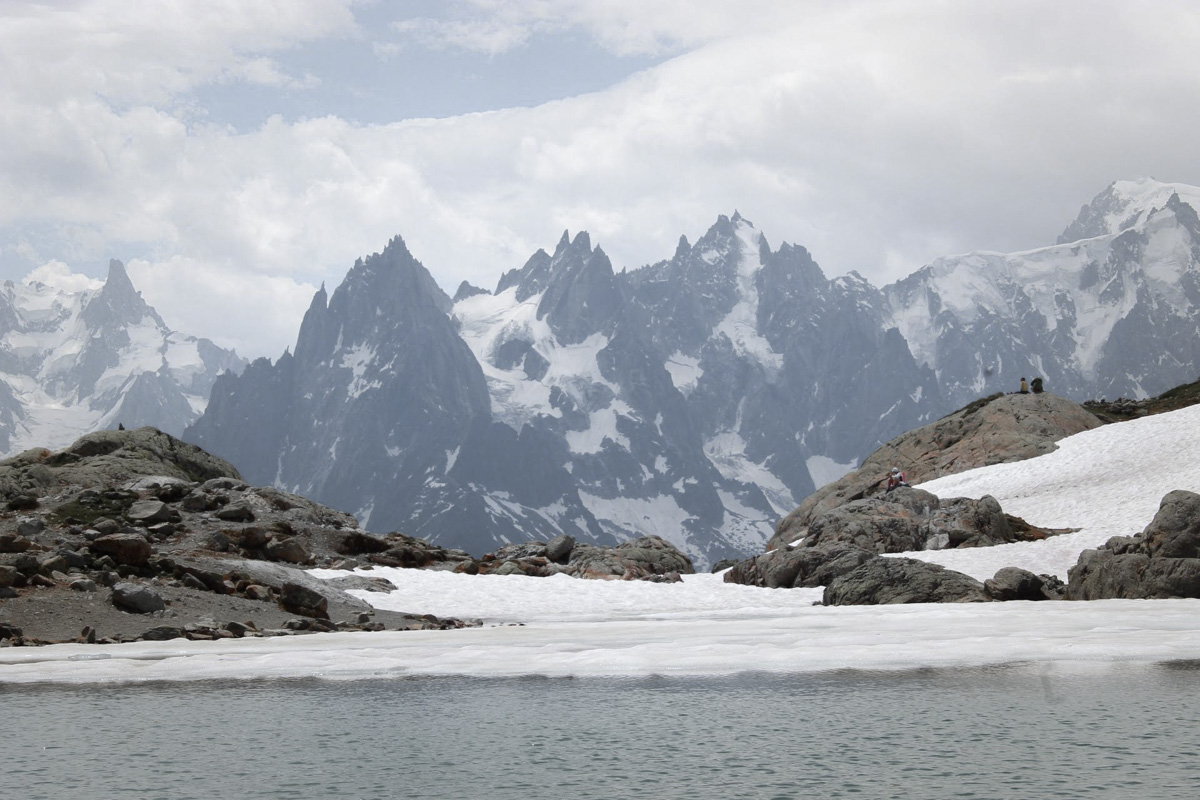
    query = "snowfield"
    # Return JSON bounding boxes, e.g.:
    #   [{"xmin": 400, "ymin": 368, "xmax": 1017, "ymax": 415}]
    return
[{"xmin": 3, "ymin": 400, "xmax": 1200, "ymax": 684}]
